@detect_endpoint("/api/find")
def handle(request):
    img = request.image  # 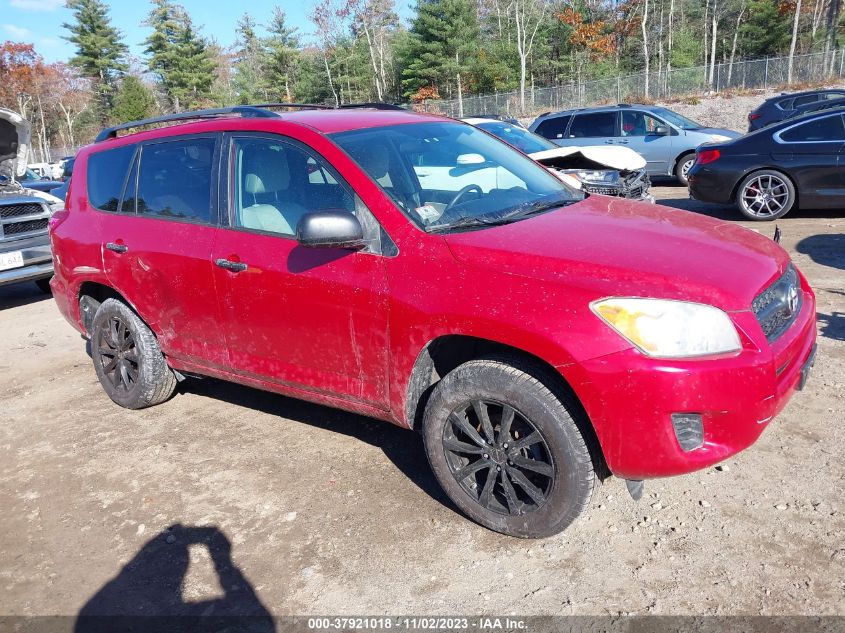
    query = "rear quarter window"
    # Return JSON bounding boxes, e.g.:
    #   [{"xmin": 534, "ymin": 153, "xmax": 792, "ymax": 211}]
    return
[
  {"xmin": 136, "ymin": 137, "xmax": 216, "ymax": 223},
  {"xmin": 534, "ymin": 115, "xmax": 571, "ymax": 139},
  {"xmin": 86, "ymin": 145, "xmax": 135, "ymax": 212}
]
